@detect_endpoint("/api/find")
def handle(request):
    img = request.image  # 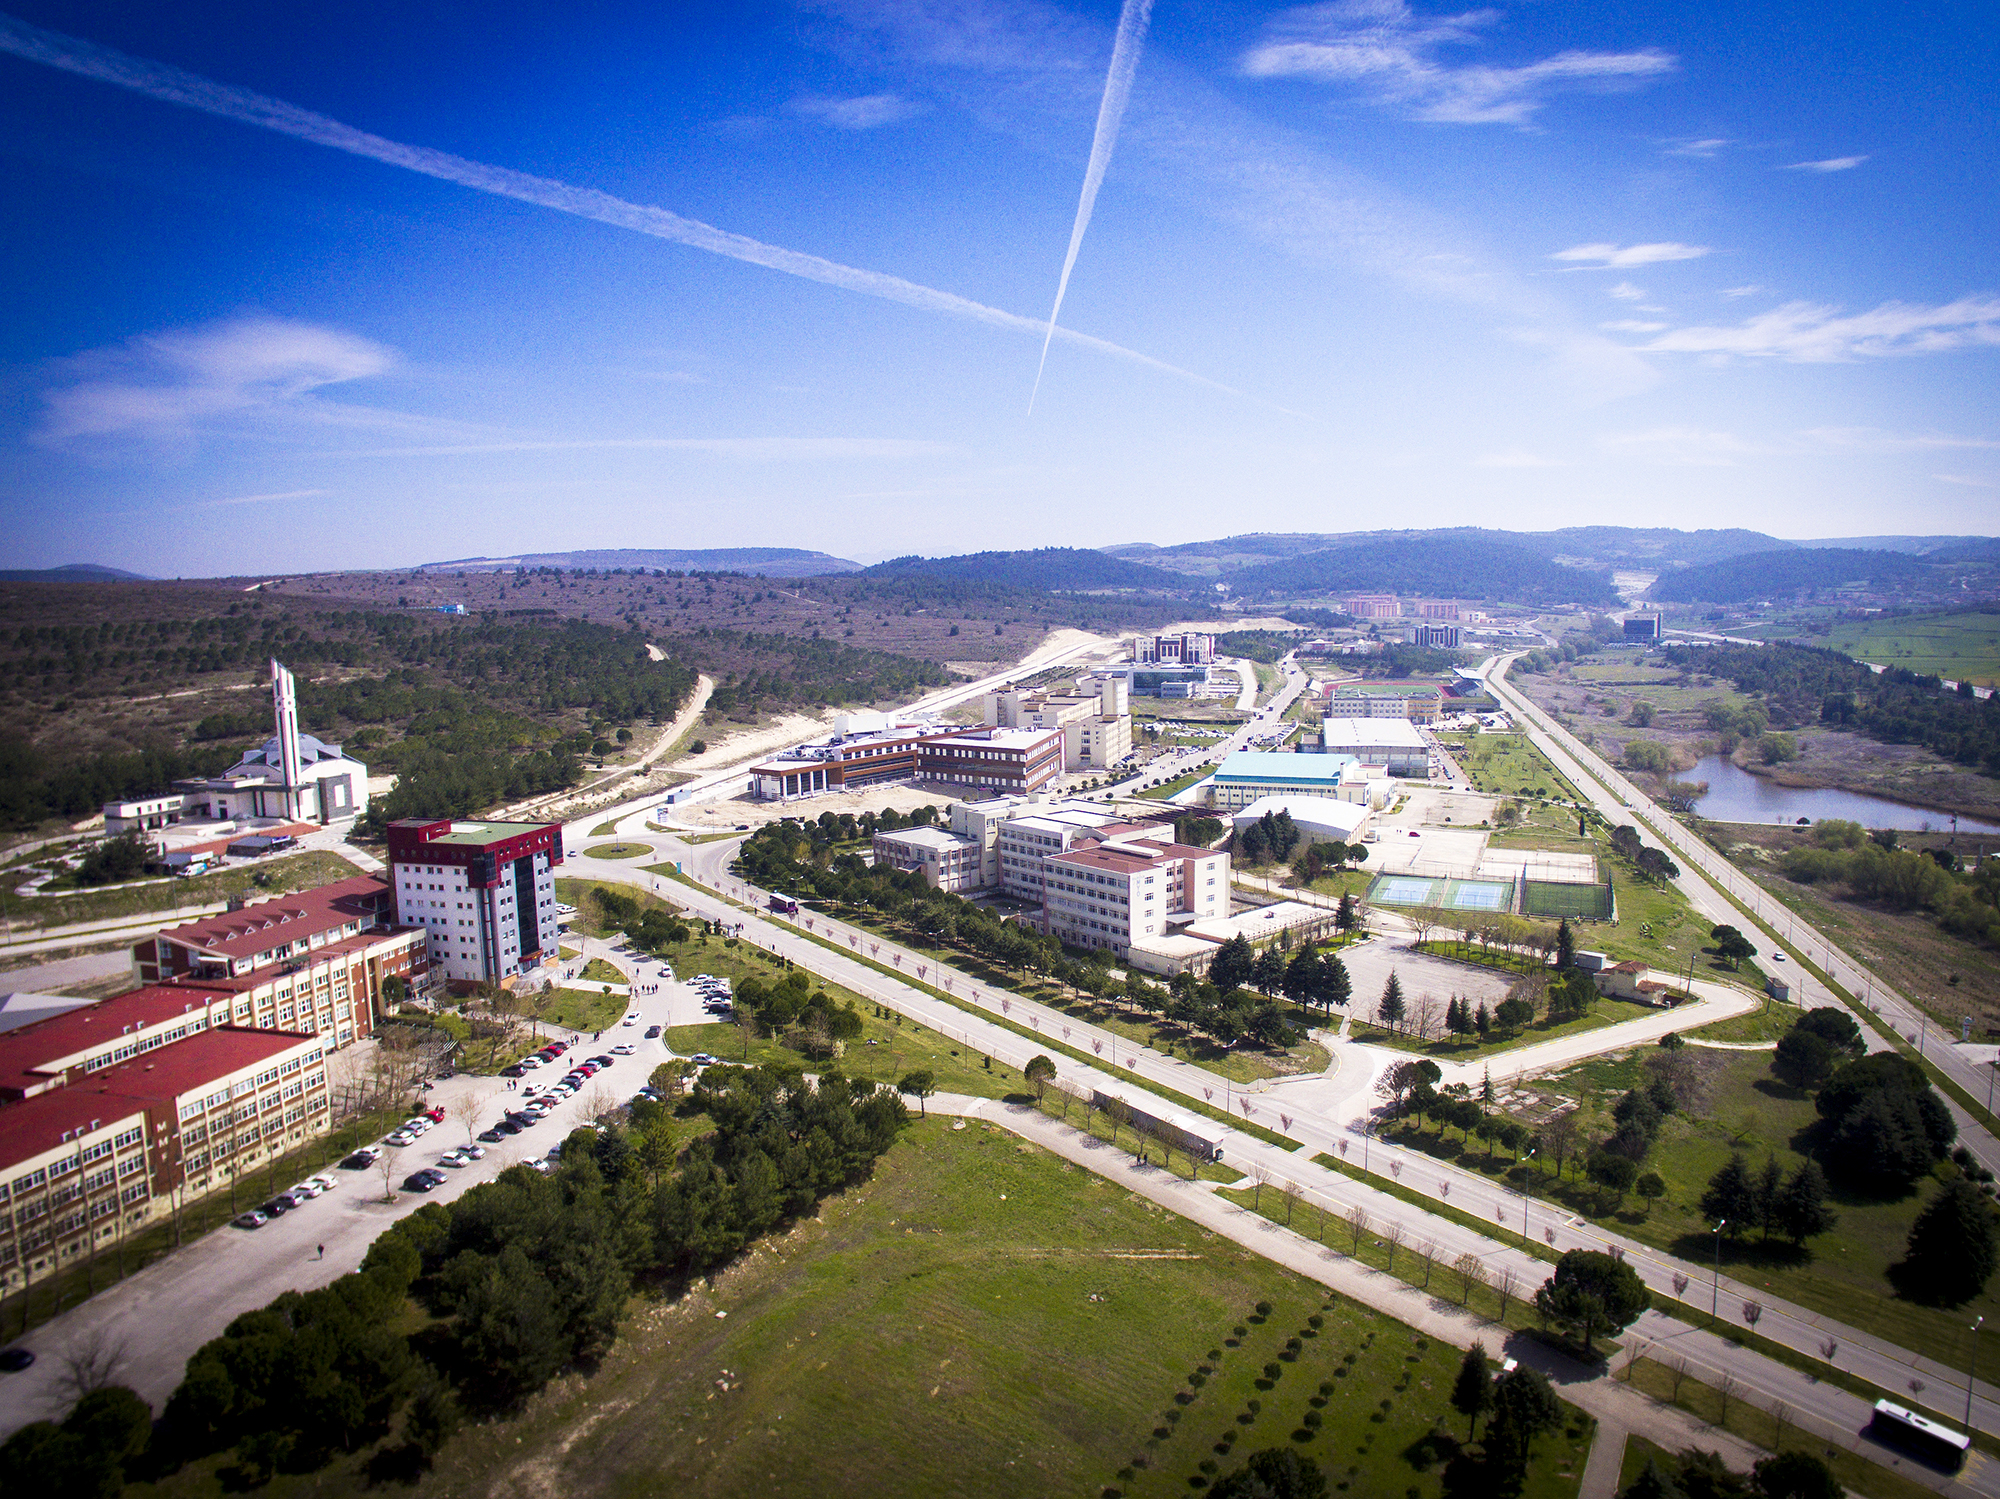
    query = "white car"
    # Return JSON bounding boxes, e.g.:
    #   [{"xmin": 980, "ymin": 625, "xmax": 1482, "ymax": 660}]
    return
[
  {"xmin": 612, "ymin": 1043, "xmax": 636, "ymax": 1056},
  {"xmin": 438, "ymin": 1149, "xmax": 470, "ymax": 1169},
  {"xmin": 384, "ymin": 1130, "xmax": 416, "ymax": 1147},
  {"xmin": 287, "ymin": 1180, "xmax": 325, "ymax": 1199},
  {"xmin": 518, "ymin": 1055, "xmax": 544, "ymax": 1069}
]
